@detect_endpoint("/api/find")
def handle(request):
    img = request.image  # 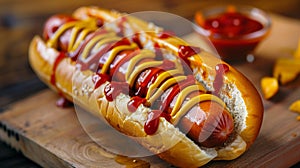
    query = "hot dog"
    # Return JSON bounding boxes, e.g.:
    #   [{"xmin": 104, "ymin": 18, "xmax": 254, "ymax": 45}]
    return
[{"xmin": 29, "ymin": 6, "xmax": 263, "ymax": 167}]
